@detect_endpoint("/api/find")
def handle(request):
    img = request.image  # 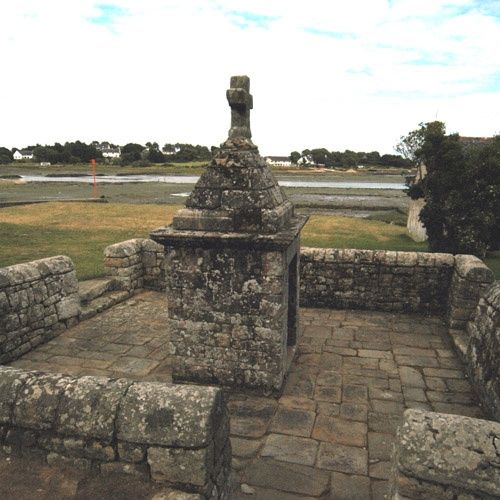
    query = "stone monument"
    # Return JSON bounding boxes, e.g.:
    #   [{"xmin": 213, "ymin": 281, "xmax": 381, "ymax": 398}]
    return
[{"xmin": 151, "ymin": 76, "xmax": 307, "ymax": 393}]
